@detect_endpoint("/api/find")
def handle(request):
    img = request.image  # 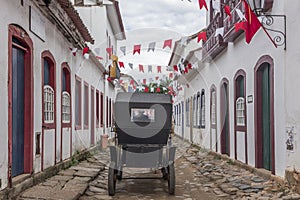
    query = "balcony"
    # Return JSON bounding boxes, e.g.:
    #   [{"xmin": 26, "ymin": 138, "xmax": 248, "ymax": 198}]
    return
[
  {"xmin": 202, "ymin": 0, "xmax": 245, "ymax": 62},
  {"xmin": 202, "ymin": 13, "xmax": 228, "ymax": 62},
  {"xmin": 223, "ymin": 0, "xmax": 244, "ymax": 42}
]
